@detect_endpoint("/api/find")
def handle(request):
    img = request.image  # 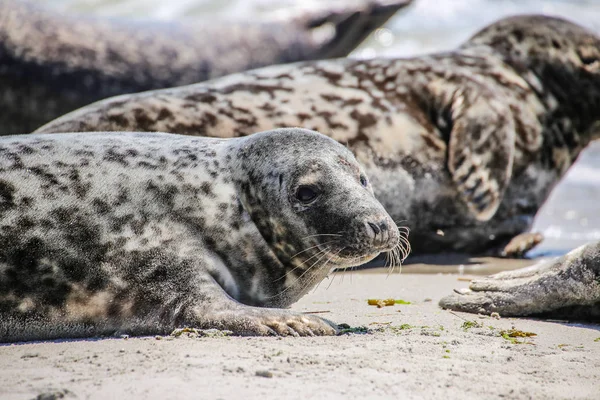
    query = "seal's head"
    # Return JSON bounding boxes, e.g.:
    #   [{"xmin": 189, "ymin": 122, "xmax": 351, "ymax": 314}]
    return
[
  {"xmin": 463, "ymin": 15, "xmax": 600, "ymax": 132},
  {"xmin": 232, "ymin": 128, "xmax": 402, "ymax": 283}
]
